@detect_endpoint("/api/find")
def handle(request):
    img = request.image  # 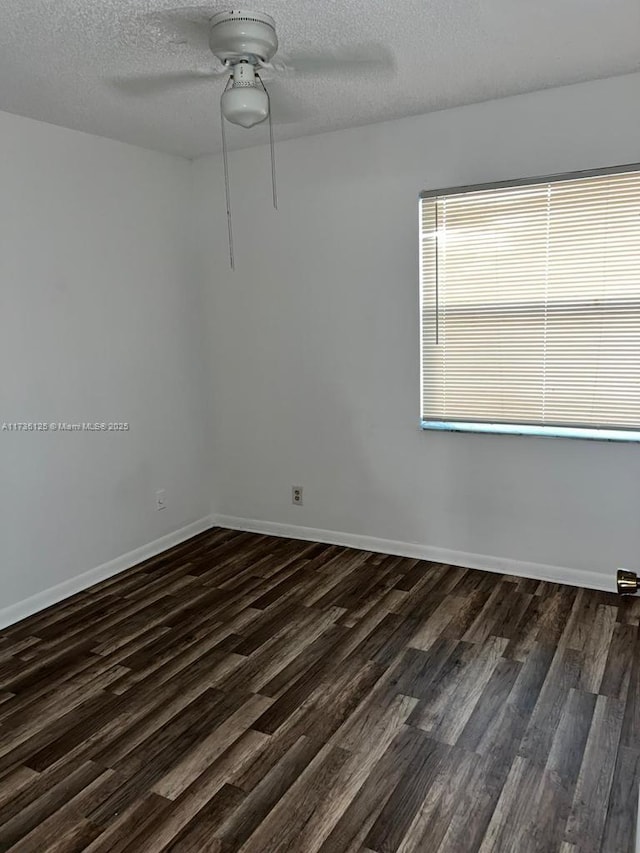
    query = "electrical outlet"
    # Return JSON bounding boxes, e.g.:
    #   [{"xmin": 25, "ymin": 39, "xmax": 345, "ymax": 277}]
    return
[
  {"xmin": 156, "ymin": 489, "xmax": 167, "ymax": 511},
  {"xmin": 292, "ymin": 486, "xmax": 303, "ymax": 506}
]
